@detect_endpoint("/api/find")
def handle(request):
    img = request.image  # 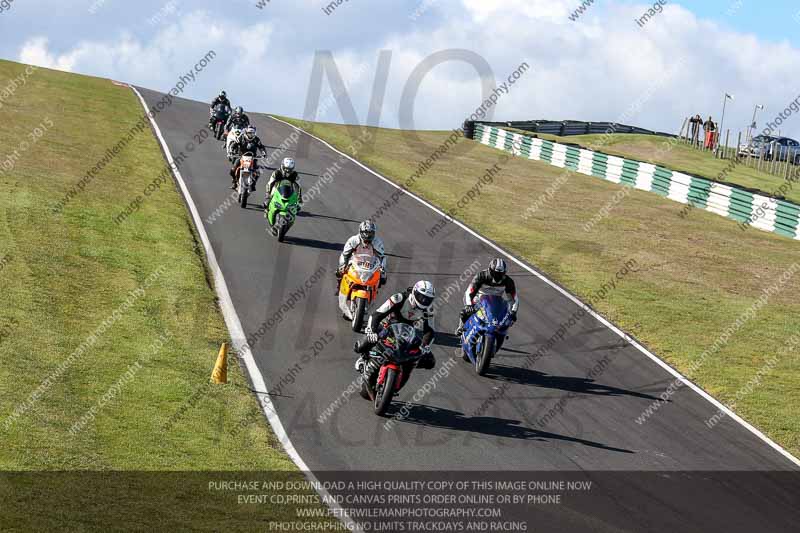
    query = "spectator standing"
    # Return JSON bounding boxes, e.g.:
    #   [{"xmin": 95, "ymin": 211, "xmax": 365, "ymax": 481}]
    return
[
  {"xmin": 689, "ymin": 114, "xmax": 703, "ymax": 146},
  {"xmin": 703, "ymin": 116, "xmax": 717, "ymax": 150}
]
